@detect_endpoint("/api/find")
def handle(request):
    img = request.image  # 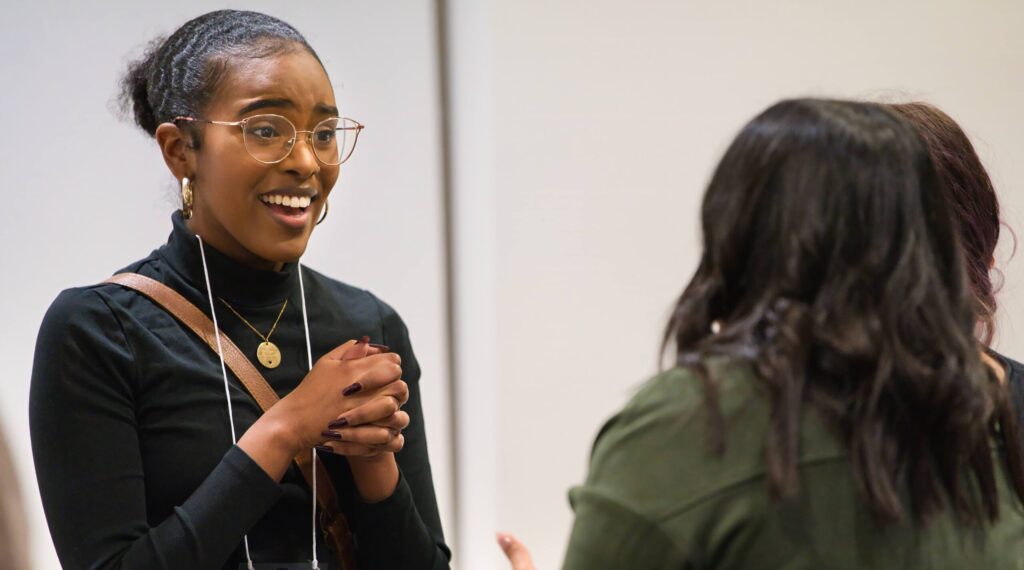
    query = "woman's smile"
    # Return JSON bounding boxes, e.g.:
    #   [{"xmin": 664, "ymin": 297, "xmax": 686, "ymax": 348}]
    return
[{"xmin": 258, "ymin": 189, "xmax": 318, "ymax": 230}]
